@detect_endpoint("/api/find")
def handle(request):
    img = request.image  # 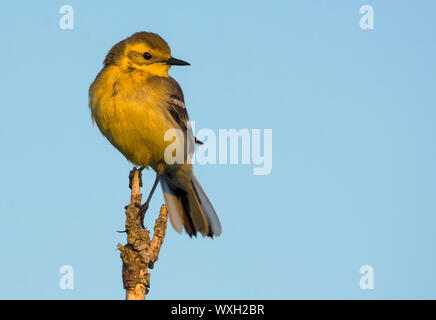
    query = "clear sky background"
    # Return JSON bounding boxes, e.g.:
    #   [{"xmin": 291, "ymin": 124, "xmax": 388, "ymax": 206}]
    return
[{"xmin": 0, "ymin": 0, "xmax": 435, "ymax": 299}]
